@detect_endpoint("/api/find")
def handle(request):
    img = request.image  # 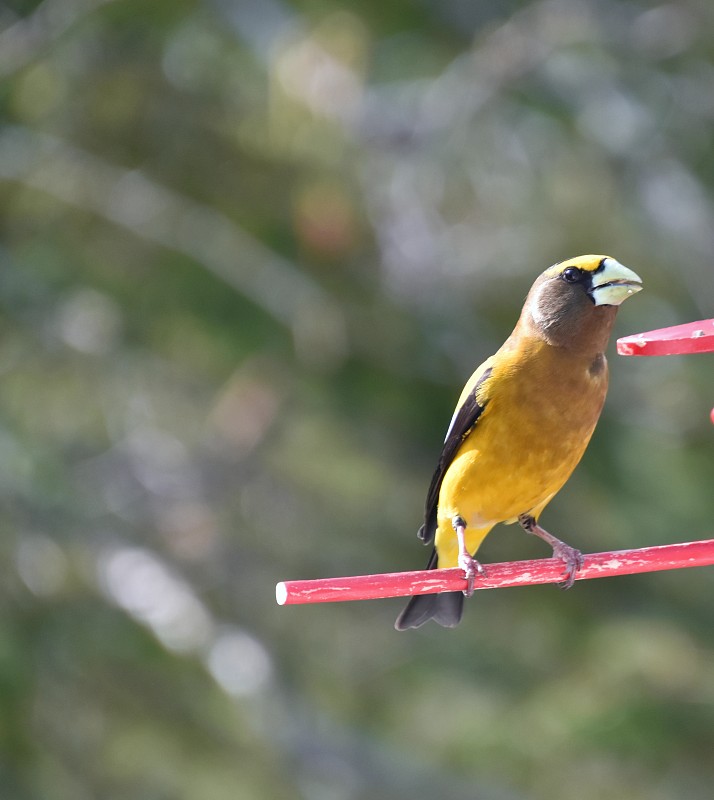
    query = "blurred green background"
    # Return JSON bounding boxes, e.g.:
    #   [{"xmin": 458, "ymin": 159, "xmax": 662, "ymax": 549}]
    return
[{"xmin": 1, "ymin": 0, "xmax": 714, "ymax": 798}]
